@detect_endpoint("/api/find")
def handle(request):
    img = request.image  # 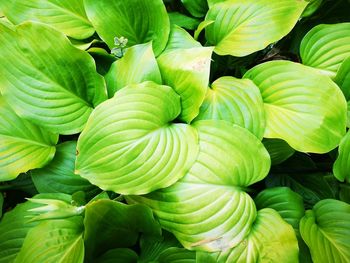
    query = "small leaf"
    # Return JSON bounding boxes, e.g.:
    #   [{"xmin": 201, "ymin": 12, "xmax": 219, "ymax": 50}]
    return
[
  {"xmin": 263, "ymin": 139, "xmax": 295, "ymax": 165},
  {"xmin": 333, "ymin": 131, "xmax": 350, "ymax": 182},
  {"xmin": 244, "ymin": 60, "xmax": 347, "ymax": 153},
  {"xmin": 158, "ymin": 247, "xmax": 196, "ymax": 263},
  {"xmin": 168, "ymin": 12, "xmax": 201, "ymax": 30},
  {"xmin": 181, "ymin": 0, "xmax": 208, "ymax": 18},
  {"xmin": 300, "ymin": 23, "xmax": 350, "ymax": 78},
  {"xmin": 300, "ymin": 199, "xmax": 350, "ymax": 263},
  {"xmin": 96, "ymin": 249, "xmax": 138, "ymax": 263},
  {"xmin": 0, "ymin": 192, "xmax": 3, "ymax": 219},
  {"xmin": 335, "ymin": 56, "xmax": 350, "ymax": 100},
  {"xmin": 163, "ymin": 25, "xmax": 202, "ymax": 52},
  {"xmin": 105, "ymin": 42, "xmax": 161, "ymax": 97},
  {"xmin": 205, "ymin": 0, "xmax": 307, "ymax": 56},
  {"xmin": 84, "ymin": 0, "xmax": 170, "ymax": 56},
  {"xmin": 194, "ymin": 20, "xmax": 214, "ymax": 40},
  {"xmin": 302, "ymin": 0, "xmax": 323, "ymax": 17},
  {"xmin": 0, "ymin": 96, "xmax": 58, "ymax": 181}
]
